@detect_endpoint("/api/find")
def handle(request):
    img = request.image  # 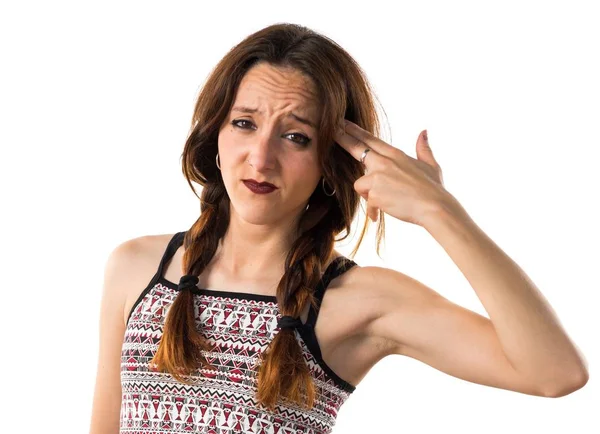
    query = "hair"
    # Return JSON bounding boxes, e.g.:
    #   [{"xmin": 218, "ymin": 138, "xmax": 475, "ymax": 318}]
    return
[{"xmin": 149, "ymin": 22, "xmax": 387, "ymax": 411}]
